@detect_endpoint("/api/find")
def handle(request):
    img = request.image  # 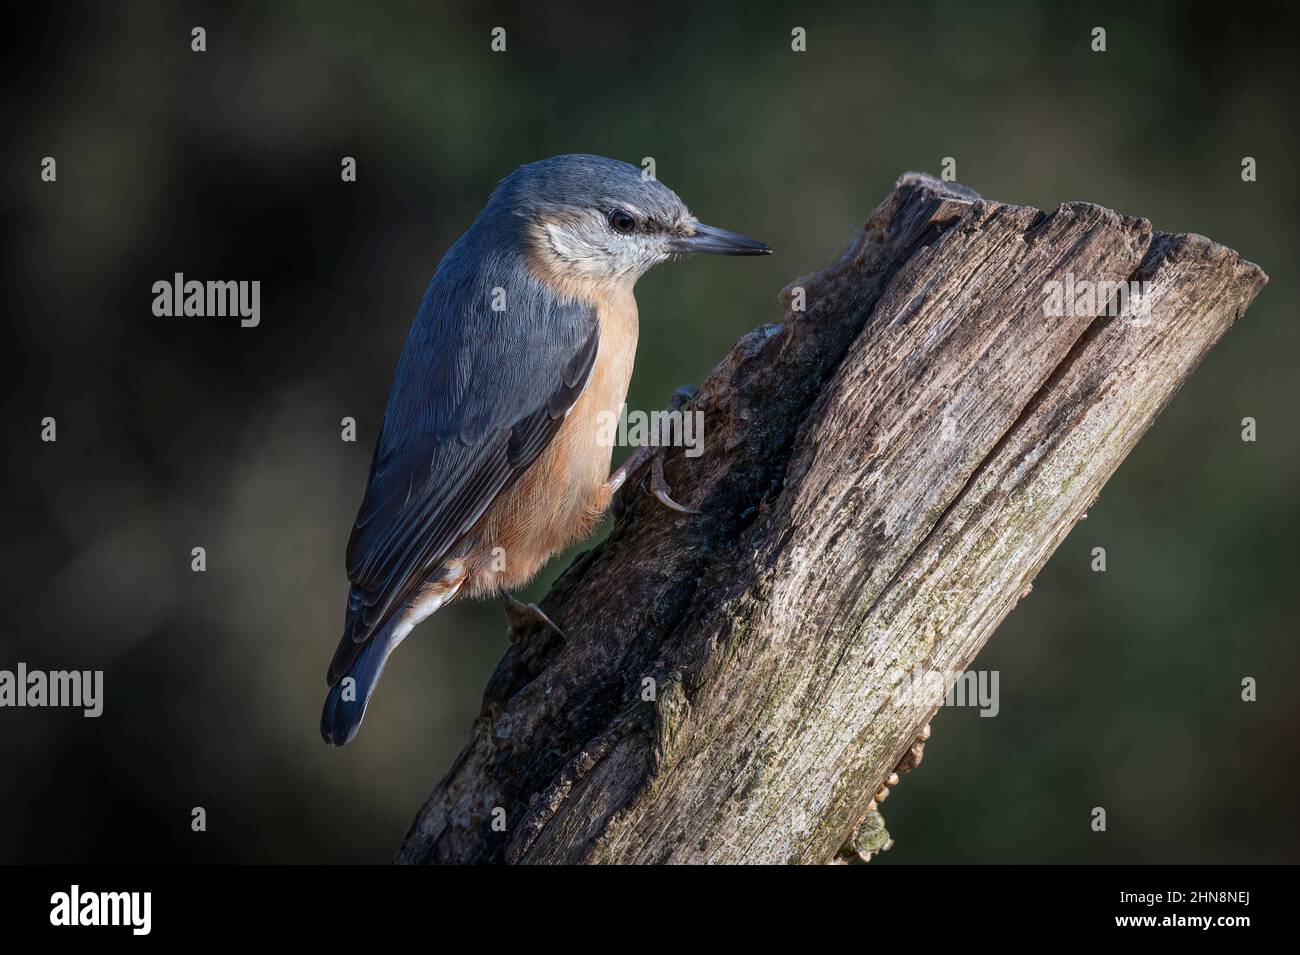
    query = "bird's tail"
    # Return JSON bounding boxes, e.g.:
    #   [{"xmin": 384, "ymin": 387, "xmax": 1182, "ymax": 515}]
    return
[{"xmin": 320, "ymin": 617, "xmax": 399, "ymax": 747}]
